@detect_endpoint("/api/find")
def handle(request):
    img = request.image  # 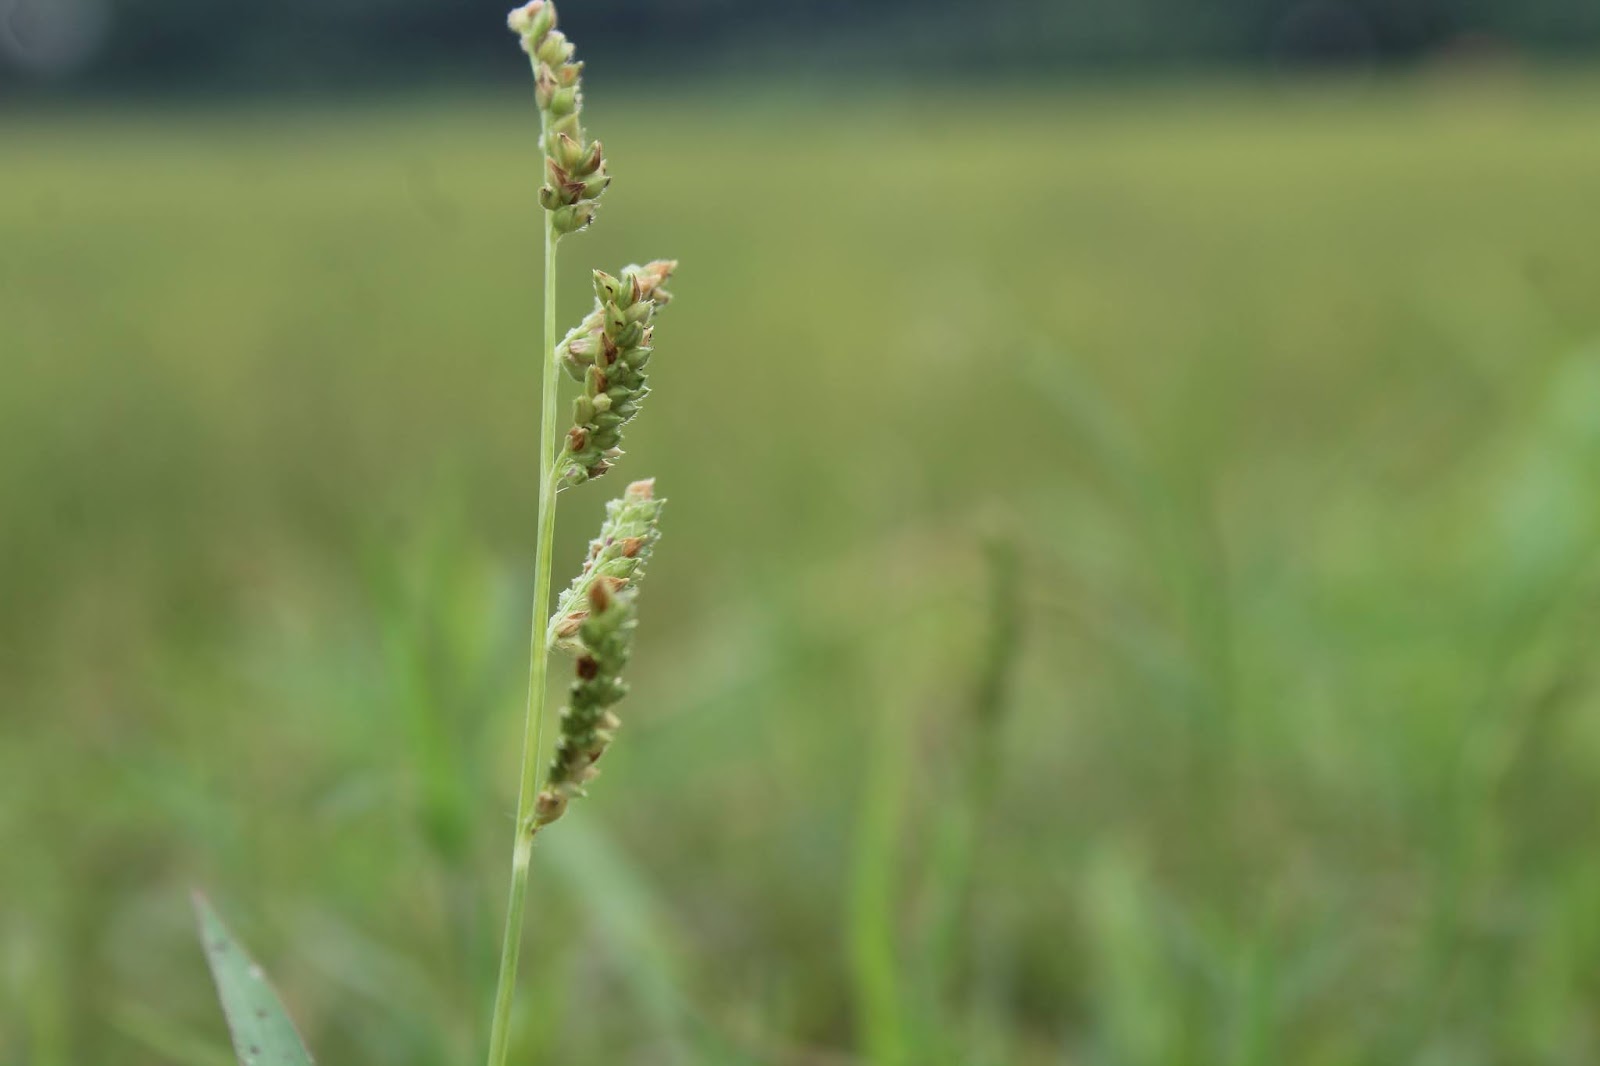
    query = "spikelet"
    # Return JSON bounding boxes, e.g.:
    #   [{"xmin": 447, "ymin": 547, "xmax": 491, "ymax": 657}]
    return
[
  {"xmin": 555, "ymin": 261, "xmax": 677, "ymax": 487},
  {"xmin": 506, "ymin": 1, "xmax": 610, "ymax": 236},
  {"xmin": 547, "ymin": 479, "xmax": 664, "ymax": 648},
  {"xmin": 533, "ymin": 581, "xmax": 637, "ymax": 828}
]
